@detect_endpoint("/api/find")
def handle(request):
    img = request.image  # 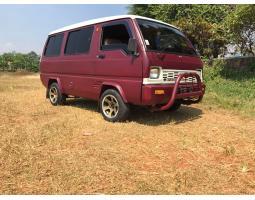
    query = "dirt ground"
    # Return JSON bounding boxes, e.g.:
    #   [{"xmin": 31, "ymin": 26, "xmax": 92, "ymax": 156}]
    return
[{"xmin": 0, "ymin": 72, "xmax": 254, "ymax": 194}]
